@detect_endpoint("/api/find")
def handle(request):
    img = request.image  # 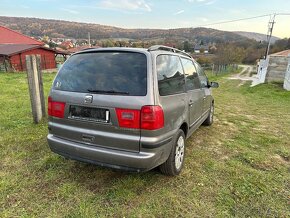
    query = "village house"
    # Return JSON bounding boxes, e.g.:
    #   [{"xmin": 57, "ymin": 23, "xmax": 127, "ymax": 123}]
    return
[
  {"xmin": 193, "ymin": 44, "xmax": 210, "ymax": 54},
  {"xmin": 0, "ymin": 26, "xmax": 67, "ymax": 72},
  {"xmin": 265, "ymin": 49, "xmax": 290, "ymax": 83}
]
